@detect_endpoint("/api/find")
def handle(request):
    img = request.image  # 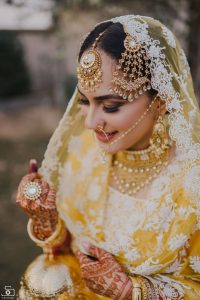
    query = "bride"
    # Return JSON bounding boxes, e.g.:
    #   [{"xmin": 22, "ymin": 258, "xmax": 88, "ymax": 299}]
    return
[{"xmin": 16, "ymin": 15, "xmax": 200, "ymax": 299}]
